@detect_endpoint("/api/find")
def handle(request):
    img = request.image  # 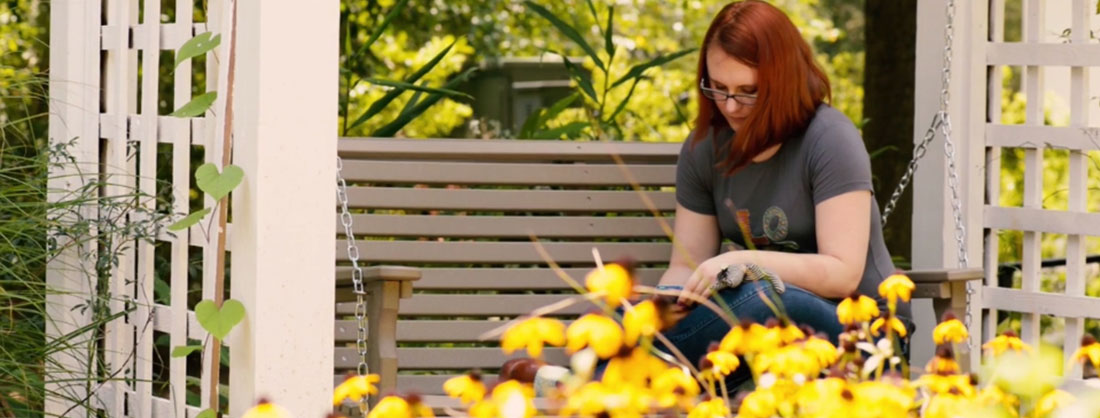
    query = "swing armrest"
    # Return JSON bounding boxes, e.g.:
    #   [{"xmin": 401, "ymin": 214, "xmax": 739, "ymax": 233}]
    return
[
  {"xmin": 335, "ymin": 265, "xmax": 421, "ymax": 403},
  {"xmin": 907, "ymin": 267, "xmax": 983, "ymax": 299}
]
